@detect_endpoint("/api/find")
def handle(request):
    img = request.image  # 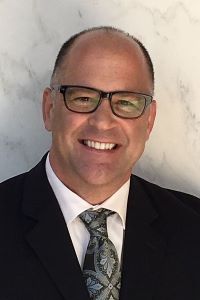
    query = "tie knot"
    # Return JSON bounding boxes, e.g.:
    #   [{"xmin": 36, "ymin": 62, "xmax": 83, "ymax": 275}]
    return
[{"xmin": 79, "ymin": 208, "xmax": 114, "ymax": 237}]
